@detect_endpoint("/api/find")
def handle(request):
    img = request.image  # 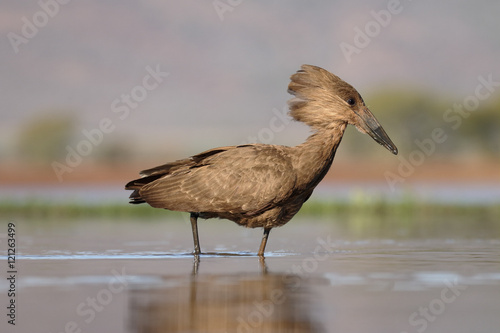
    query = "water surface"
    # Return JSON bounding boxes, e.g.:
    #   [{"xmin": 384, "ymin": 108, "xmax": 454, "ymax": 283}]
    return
[{"xmin": 1, "ymin": 216, "xmax": 499, "ymax": 332}]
